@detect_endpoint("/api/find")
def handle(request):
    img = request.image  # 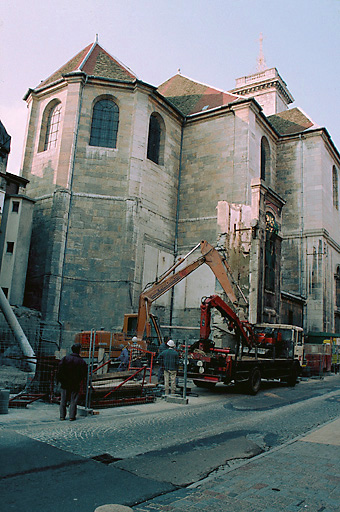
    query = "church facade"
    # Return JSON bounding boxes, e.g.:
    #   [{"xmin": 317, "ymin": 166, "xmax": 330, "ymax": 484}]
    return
[{"xmin": 20, "ymin": 41, "xmax": 340, "ymax": 344}]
